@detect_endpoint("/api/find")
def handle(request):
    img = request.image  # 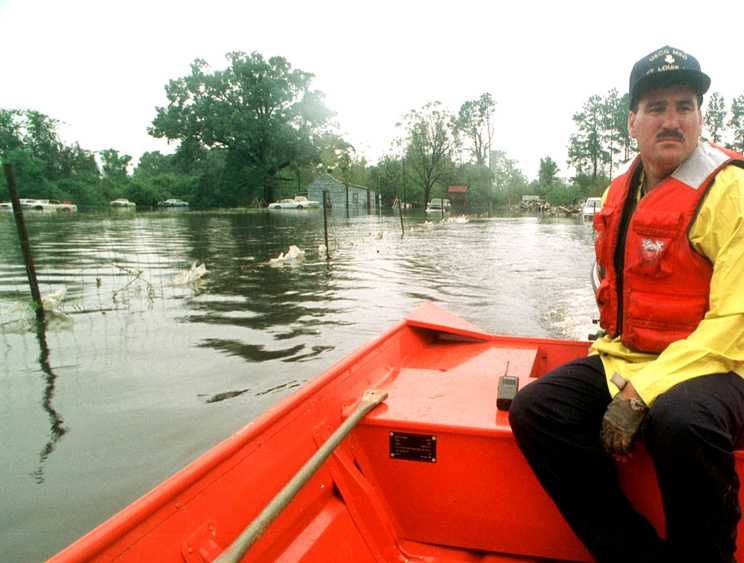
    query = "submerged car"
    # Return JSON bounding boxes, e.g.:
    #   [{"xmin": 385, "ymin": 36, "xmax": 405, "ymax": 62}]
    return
[
  {"xmin": 268, "ymin": 196, "xmax": 320, "ymax": 210},
  {"xmin": 21, "ymin": 199, "xmax": 78, "ymax": 212},
  {"xmin": 157, "ymin": 199, "xmax": 189, "ymax": 207},
  {"xmin": 582, "ymin": 197, "xmax": 602, "ymax": 221},
  {"xmin": 1, "ymin": 199, "xmax": 38, "ymax": 211},
  {"xmin": 425, "ymin": 198, "xmax": 452, "ymax": 213},
  {"xmin": 110, "ymin": 198, "xmax": 136, "ymax": 208}
]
